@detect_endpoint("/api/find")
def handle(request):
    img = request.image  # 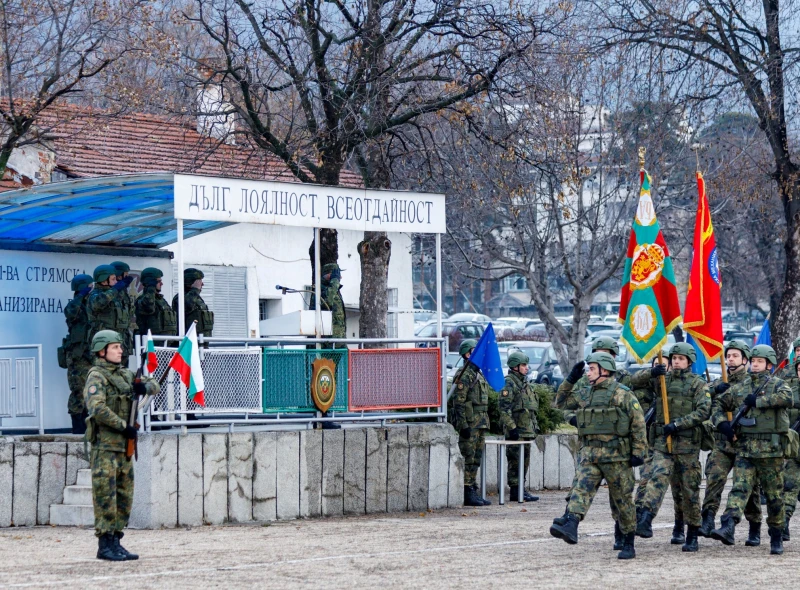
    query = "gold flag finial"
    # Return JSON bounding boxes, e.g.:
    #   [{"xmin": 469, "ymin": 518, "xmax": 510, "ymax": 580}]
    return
[{"xmin": 638, "ymin": 146, "xmax": 646, "ymax": 170}]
